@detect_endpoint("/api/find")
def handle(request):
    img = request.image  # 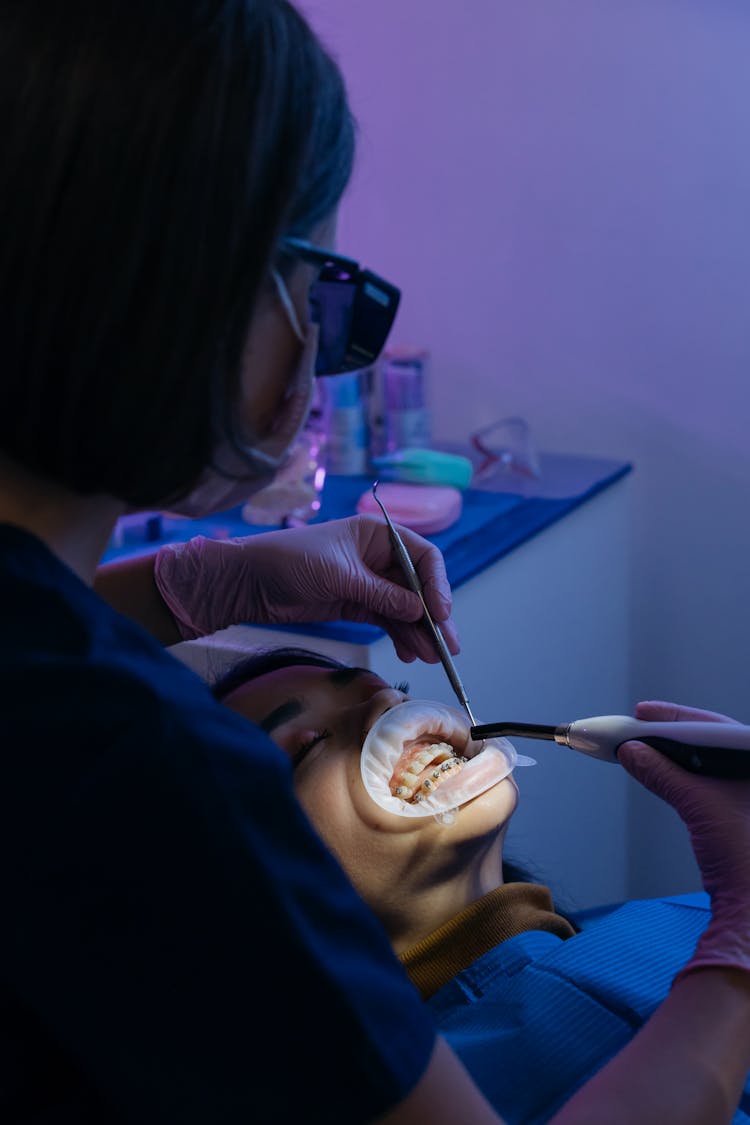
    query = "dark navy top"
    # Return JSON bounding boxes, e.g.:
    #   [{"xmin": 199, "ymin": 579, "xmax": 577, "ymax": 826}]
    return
[{"xmin": 0, "ymin": 524, "xmax": 435, "ymax": 1123}]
